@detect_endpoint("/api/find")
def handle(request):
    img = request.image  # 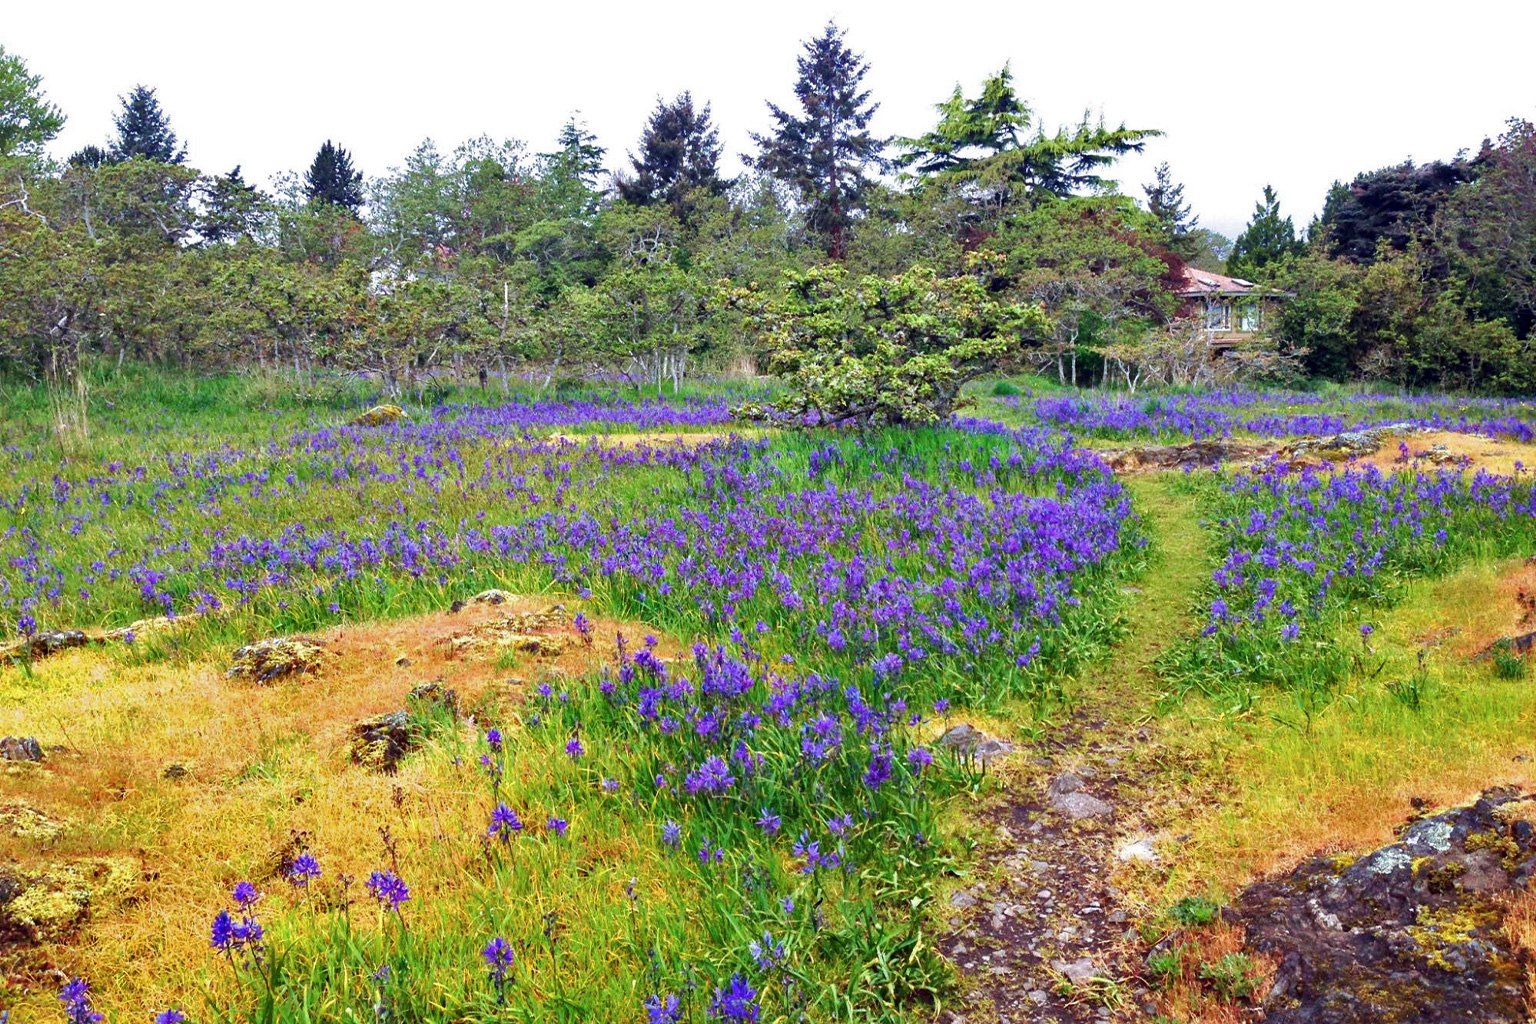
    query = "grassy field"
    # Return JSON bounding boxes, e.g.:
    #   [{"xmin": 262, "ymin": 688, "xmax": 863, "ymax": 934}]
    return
[{"xmin": 1, "ymin": 367, "xmax": 1534, "ymax": 1023}]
